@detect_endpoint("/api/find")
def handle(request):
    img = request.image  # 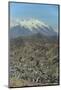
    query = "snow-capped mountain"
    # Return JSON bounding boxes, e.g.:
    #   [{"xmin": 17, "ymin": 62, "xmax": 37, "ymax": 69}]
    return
[{"xmin": 9, "ymin": 18, "xmax": 57, "ymax": 39}]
